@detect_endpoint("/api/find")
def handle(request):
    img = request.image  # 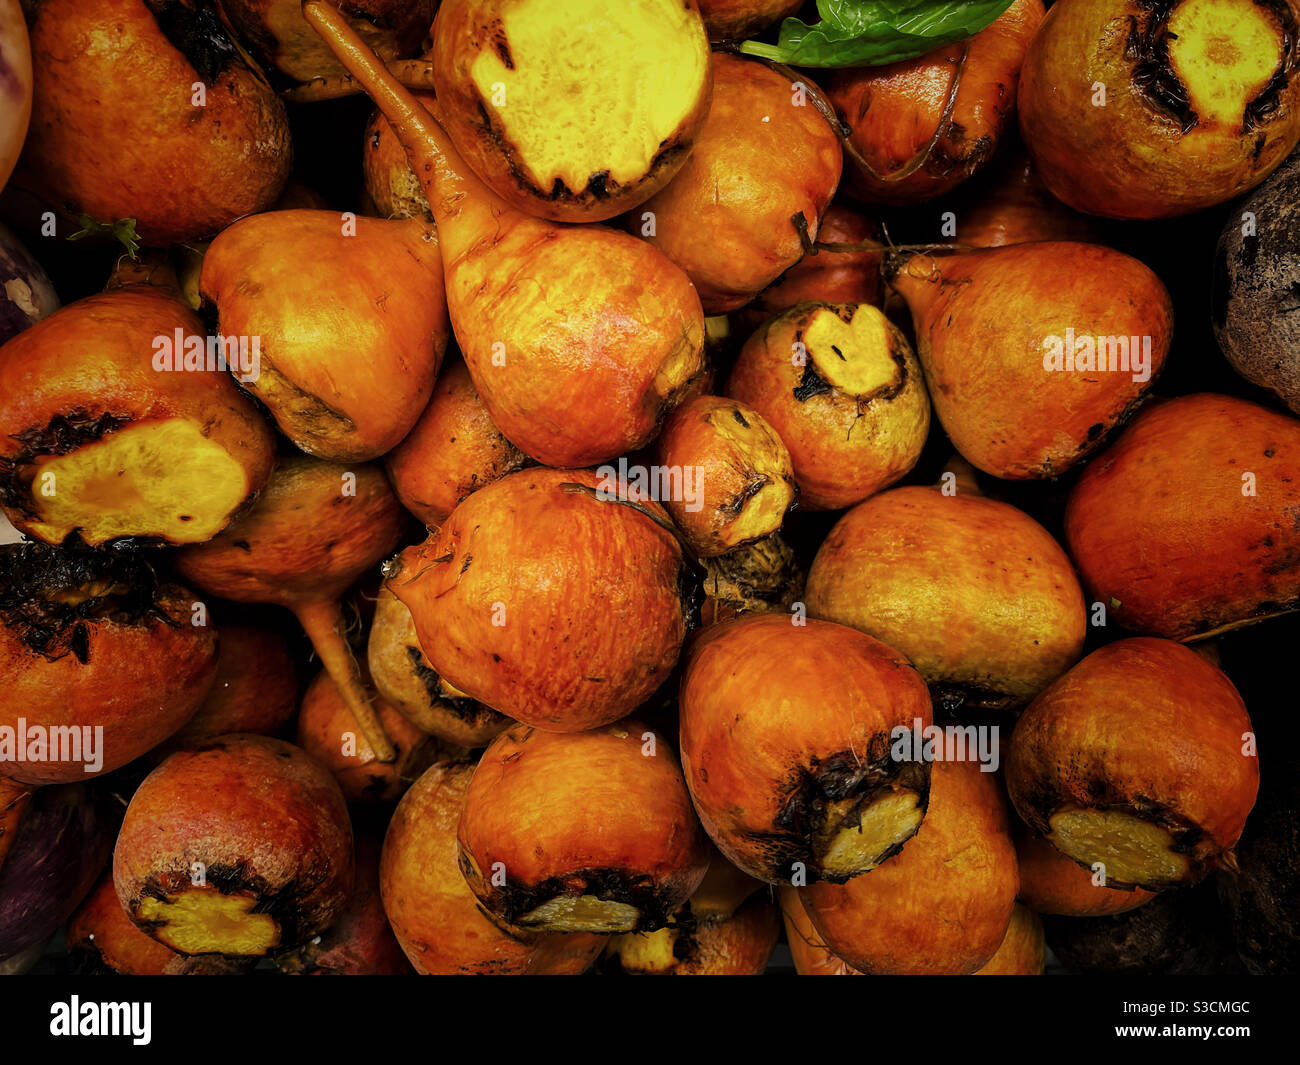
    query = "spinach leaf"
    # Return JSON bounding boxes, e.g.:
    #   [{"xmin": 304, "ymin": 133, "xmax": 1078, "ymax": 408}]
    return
[{"xmin": 739, "ymin": 0, "xmax": 1016, "ymax": 68}]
